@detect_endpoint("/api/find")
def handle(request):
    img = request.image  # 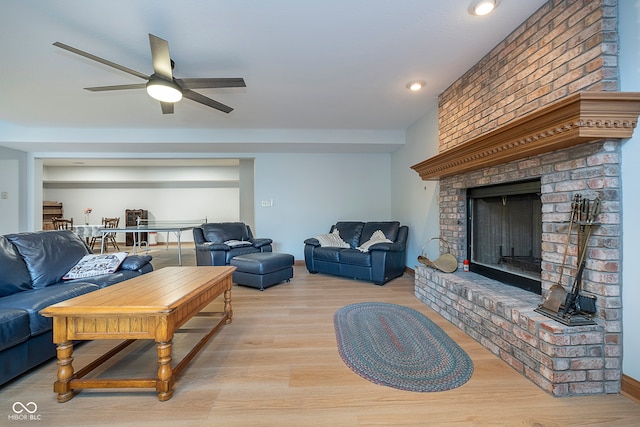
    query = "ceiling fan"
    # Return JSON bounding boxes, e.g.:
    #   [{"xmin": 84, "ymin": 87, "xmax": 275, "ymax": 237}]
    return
[{"xmin": 53, "ymin": 34, "xmax": 245, "ymax": 114}]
